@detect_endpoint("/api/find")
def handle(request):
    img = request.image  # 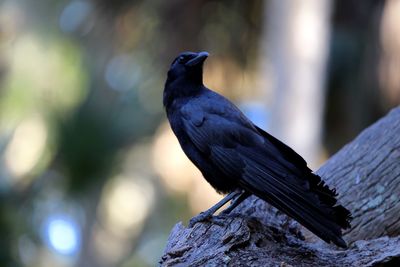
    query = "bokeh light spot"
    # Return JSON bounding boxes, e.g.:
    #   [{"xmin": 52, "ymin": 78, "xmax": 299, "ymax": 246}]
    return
[
  {"xmin": 45, "ymin": 215, "xmax": 80, "ymax": 256},
  {"xmin": 5, "ymin": 115, "xmax": 47, "ymax": 179},
  {"xmin": 105, "ymin": 54, "xmax": 140, "ymax": 91},
  {"xmin": 59, "ymin": 0, "xmax": 92, "ymax": 33},
  {"xmin": 100, "ymin": 176, "xmax": 154, "ymax": 238}
]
